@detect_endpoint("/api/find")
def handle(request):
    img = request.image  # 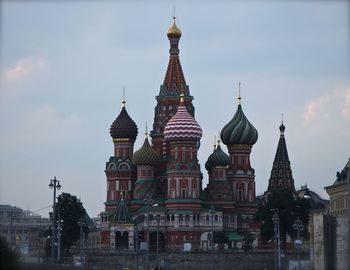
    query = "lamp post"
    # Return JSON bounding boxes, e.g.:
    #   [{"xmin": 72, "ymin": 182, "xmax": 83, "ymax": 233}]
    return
[
  {"xmin": 49, "ymin": 176, "xmax": 61, "ymax": 259},
  {"xmin": 208, "ymin": 204, "xmax": 215, "ymax": 270},
  {"xmin": 143, "ymin": 193, "xmax": 156, "ymax": 267},
  {"xmin": 293, "ymin": 216, "xmax": 304, "ymax": 270},
  {"xmin": 272, "ymin": 209, "xmax": 281, "ymax": 270},
  {"xmin": 78, "ymin": 216, "xmax": 86, "ymax": 265},
  {"xmin": 156, "ymin": 214, "xmax": 161, "ymax": 268}
]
